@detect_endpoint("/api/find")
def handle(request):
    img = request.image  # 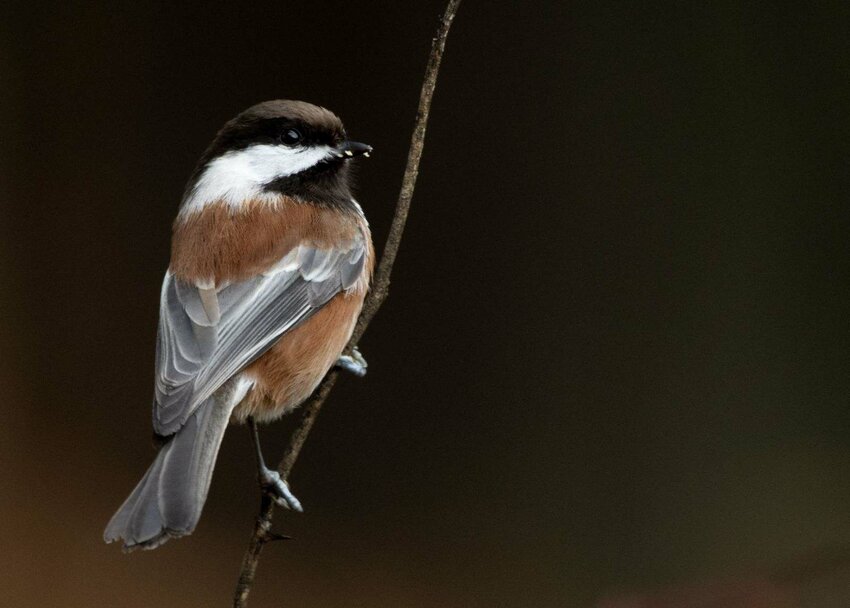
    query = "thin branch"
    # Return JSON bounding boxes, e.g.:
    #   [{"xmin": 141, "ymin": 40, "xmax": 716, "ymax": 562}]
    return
[{"xmin": 232, "ymin": 2, "xmax": 462, "ymax": 606}]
